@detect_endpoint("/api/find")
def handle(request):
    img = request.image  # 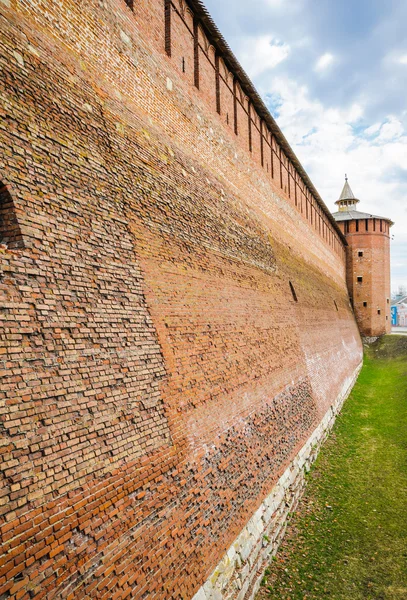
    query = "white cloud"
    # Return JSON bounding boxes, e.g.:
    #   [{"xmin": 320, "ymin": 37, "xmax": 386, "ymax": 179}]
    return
[
  {"xmin": 203, "ymin": 0, "xmax": 407, "ymax": 290},
  {"xmin": 364, "ymin": 122, "xmax": 382, "ymax": 137},
  {"xmin": 264, "ymin": 0, "xmax": 285, "ymax": 7},
  {"xmin": 265, "ymin": 77, "xmax": 407, "ymax": 290},
  {"xmin": 376, "ymin": 117, "xmax": 404, "ymax": 142},
  {"xmin": 238, "ymin": 35, "xmax": 290, "ymax": 78},
  {"xmin": 263, "ymin": 0, "xmax": 305, "ymax": 13},
  {"xmin": 382, "ymin": 50, "xmax": 407, "ymax": 68},
  {"xmin": 347, "ymin": 103, "xmax": 364, "ymax": 123},
  {"xmin": 314, "ymin": 52, "xmax": 335, "ymax": 72}
]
